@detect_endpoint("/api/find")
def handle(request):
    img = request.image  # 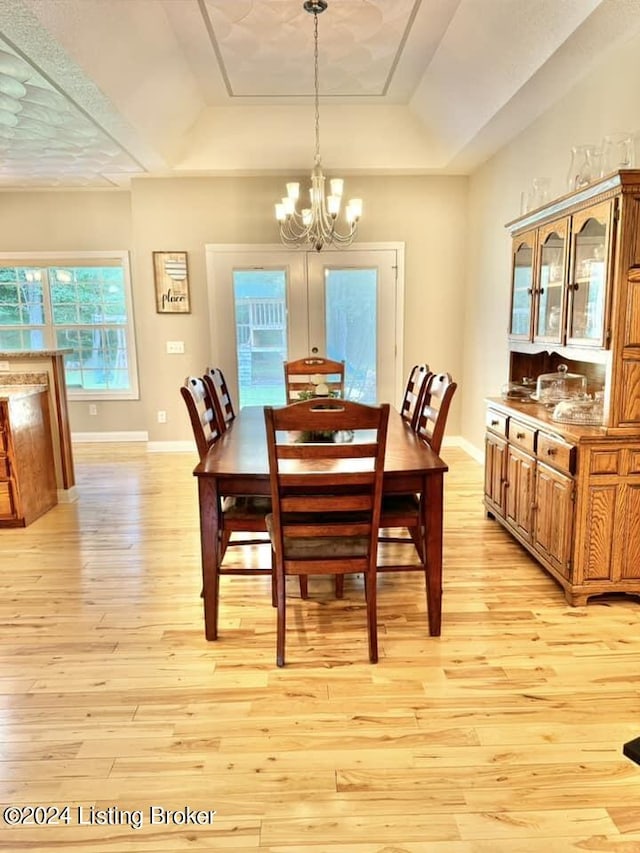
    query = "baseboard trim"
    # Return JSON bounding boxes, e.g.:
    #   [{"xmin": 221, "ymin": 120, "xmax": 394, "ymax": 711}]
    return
[
  {"xmin": 57, "ymin": 486, "xmax": 79, "ymax": 503},
  {"xmin": 444, "ymin": 435, "xmax": 483, "ymax": 463},
  {"xmin": 72, "ymin": 431, "xmax": 149, "ymax": 443}
]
